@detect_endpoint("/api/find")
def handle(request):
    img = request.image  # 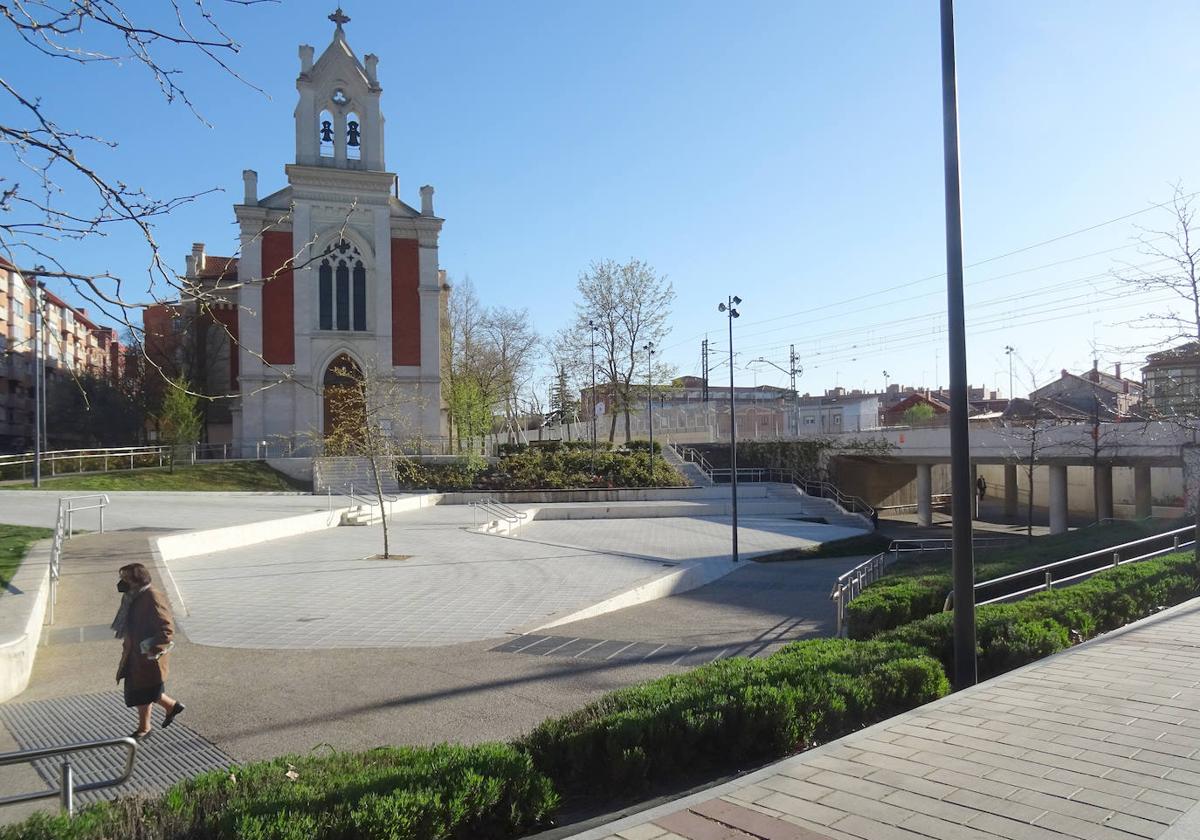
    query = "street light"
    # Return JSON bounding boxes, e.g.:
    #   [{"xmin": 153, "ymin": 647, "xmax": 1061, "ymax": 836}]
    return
[
  {"xmin": 589, "ymin": 320, "xmax": 598, "ymax": 474},
  {"xmin": 1004, "ymin": 345, "xmax": 1015, "ymax": 403},
  {"xmin": 940, "ymin": 0, "xmax": 977, "ymax": 690},
  {"xmin": 643, "ymin": 341, "xmax": 655, "ymax": 478},
  {"xmin": 718, "ymin": 295, "xmax": 741, "ymax": 563},
  {"xmin": 883, "ymin": 370, "xmax": 890, "ymax": 392}
]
